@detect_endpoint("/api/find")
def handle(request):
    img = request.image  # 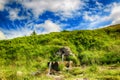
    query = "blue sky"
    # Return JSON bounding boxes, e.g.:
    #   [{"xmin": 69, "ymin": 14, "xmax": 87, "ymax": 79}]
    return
[{"xmin": 0, "ymin": 0, "xmax": 120, "ymax": 39}]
